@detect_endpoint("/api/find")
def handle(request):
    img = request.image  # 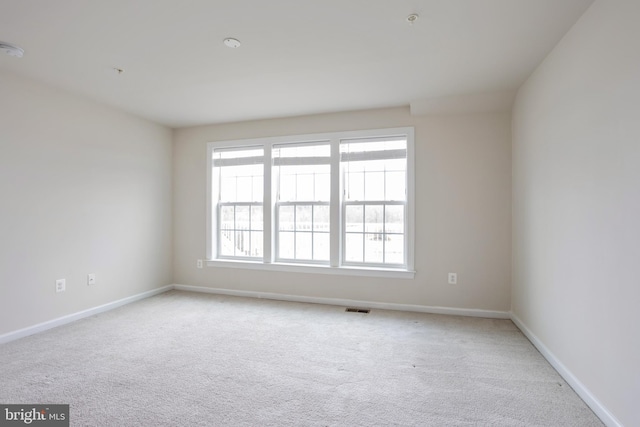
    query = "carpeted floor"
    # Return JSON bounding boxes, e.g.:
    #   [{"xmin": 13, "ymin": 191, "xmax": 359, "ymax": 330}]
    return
[{"xmin": 0, "ymin": 290, "xmax": 602, "ymax": 426}]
